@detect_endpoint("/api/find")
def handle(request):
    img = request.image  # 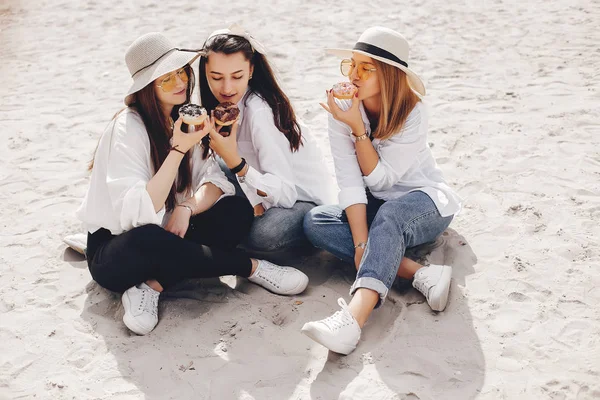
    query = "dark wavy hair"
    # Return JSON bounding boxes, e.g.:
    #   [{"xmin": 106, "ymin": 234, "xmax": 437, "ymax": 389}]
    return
[
  {"xmin": 90, "ymin": 65, "xmax": 196, "ymax": 212},
  {"xmin": 199, "ymin": 34, "xmax": 302, "ymax": 152}
]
